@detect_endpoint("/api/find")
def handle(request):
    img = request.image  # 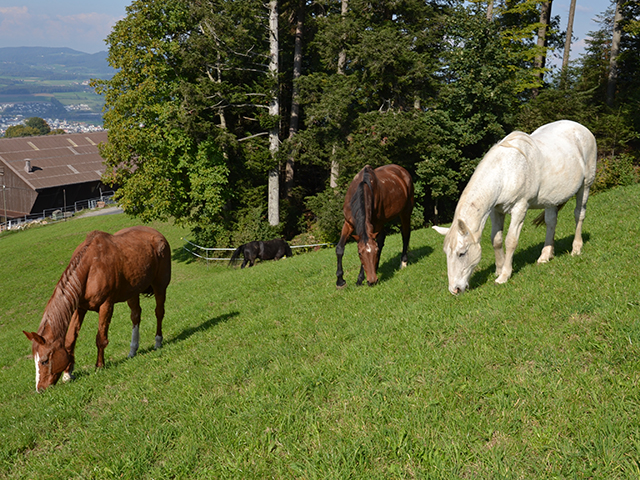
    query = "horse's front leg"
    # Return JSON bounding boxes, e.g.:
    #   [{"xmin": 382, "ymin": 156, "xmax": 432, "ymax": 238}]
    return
[
  {"xmin": 63, "ymin": 308, "xmax": 87, "ymax": 382},
  {"xmin": 538, "ymin": 206, "xmax": 558, "ymax": 263},
  {"xmin": 336, "ymin": 222, "xmax": 353, "ymax": 289},
  {"xmin": 95, "ymin": 302, "xmax": 114, "ymax": 368},
  {"xmin": 496, "ymin": 206, "xmax": 527, "ymax": 284},
  {"xmin": 355, "ymin": 264, "xmax": 366, "ymax": 286},
  {"xmin": 127, "ymin": 296, "xmax": 142, "ymax": 358},
  {"xmin": 376, "ymin": 229, "xmax": 386, "ymax": 272},
  {"xmin": 490, "ymin": 209, "xmax": 506, "ymax": 276}
]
